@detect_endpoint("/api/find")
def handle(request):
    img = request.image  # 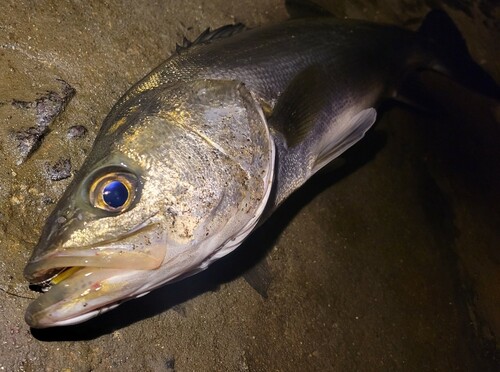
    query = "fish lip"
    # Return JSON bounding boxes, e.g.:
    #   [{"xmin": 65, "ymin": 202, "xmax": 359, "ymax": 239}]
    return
[
  {"xmin": 24, "ymin": 216, "xmax": 166, "ymax": 285},
  {"xmin": 24, "ymin": 266, "xmax": 146, "ymax": 328}
]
